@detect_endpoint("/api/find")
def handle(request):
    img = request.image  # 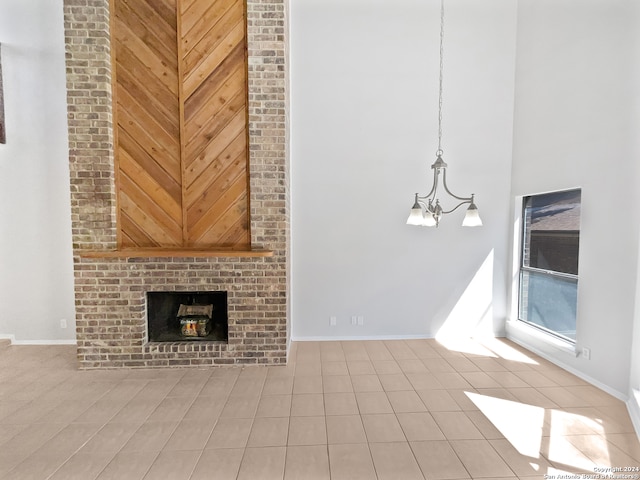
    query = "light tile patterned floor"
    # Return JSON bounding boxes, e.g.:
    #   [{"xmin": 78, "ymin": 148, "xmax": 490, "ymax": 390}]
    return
[{"xmin": 0, "ymin": 338, "xmax": 639, "ymax": 479}]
